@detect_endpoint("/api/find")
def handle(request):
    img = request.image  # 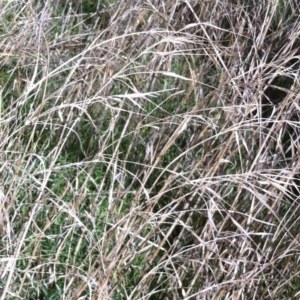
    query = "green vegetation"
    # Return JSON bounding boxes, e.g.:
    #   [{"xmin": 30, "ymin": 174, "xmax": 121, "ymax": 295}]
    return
[{"xmin": 0, "ymin": 0, "xmax": 300, "ymax": 299}]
